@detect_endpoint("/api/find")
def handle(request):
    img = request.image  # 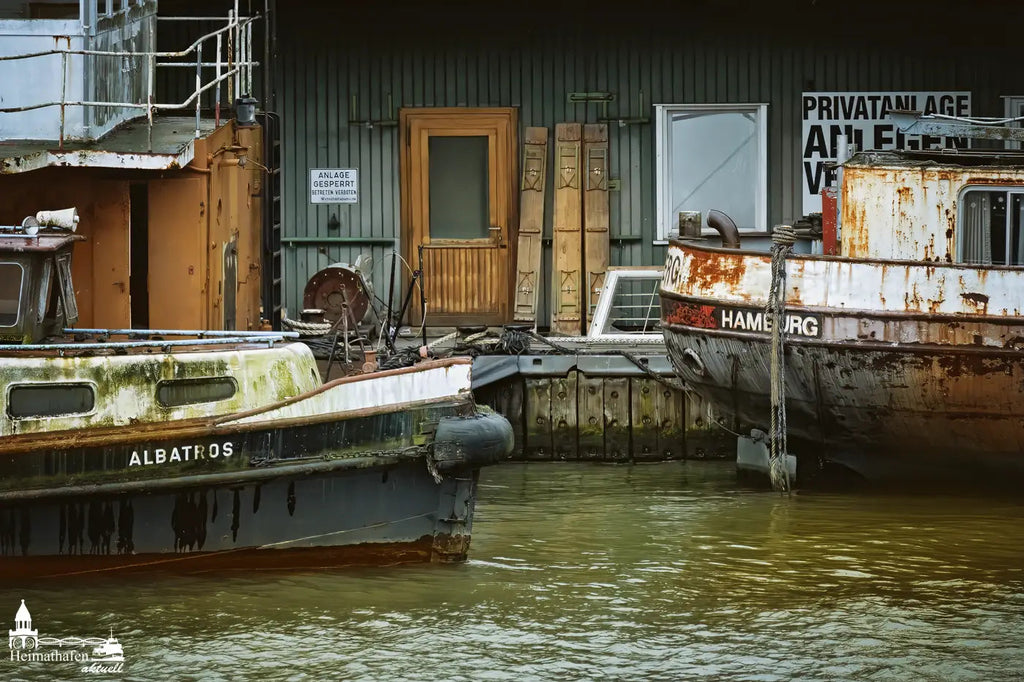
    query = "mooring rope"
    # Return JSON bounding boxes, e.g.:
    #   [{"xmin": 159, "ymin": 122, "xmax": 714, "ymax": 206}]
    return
[{"xmin": 767, "ymin": 225, "xmax": 797, "ymax": 493}]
